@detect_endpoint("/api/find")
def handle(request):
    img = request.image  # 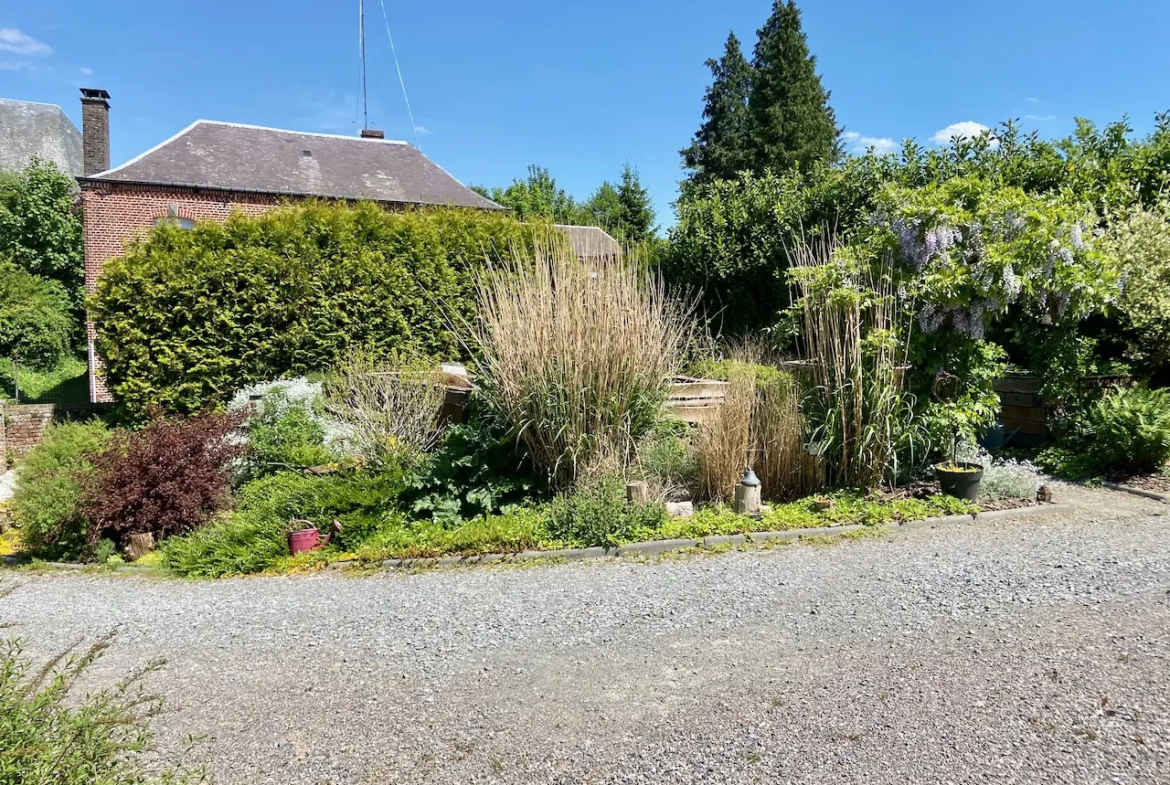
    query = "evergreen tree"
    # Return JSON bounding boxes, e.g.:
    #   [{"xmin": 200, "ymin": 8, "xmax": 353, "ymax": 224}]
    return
[
  {"xmin": 583, "ymin": 181, "xmax": 624, "ymax": 236},
  {"xmin": 616, "ymin": 164, "xmax": 656, "ymax": 244},
  {"xmin": 681, "ymin": 32, "xmax": 753, "ymax": 184},
  {"xmin": 748, "ymin": 0, "xmax": 841, "ymax": 173}
]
